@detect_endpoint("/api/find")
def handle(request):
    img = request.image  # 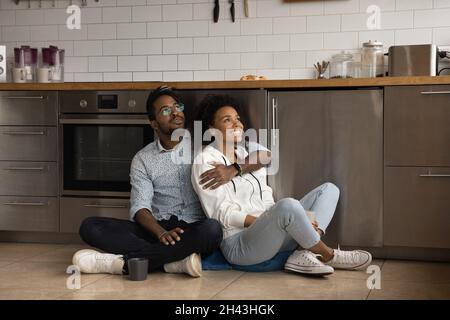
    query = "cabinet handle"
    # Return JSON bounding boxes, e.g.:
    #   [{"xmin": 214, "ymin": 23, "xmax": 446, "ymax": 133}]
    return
[
  {"xmin": 271, "ymin": 97, "xmax": 278, "ymax": 146},
  {"xmin": 3, "ymin": 131, "xmax": 45, "ymax": 136},
  {"xmin": 419, "ymin": 174, "xmax": 450, "ymax": 178},
  {"xmin": 83, "ymin": 204, "xmax": 127, "ymax": 209},
  {"xmin": 3, "ymin": 96, "xmax": 46, "ymax": 100},
  {"xmin": 3, "ymin": 202, "xmax": 47, "ymax": 206},
  {"xmin": 4, "ymin": 167, "xmax": 46, "ymax": 171},
  {"xmin": 420, "ymin": 91, "xmax": 450, "ymax": 95}
]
